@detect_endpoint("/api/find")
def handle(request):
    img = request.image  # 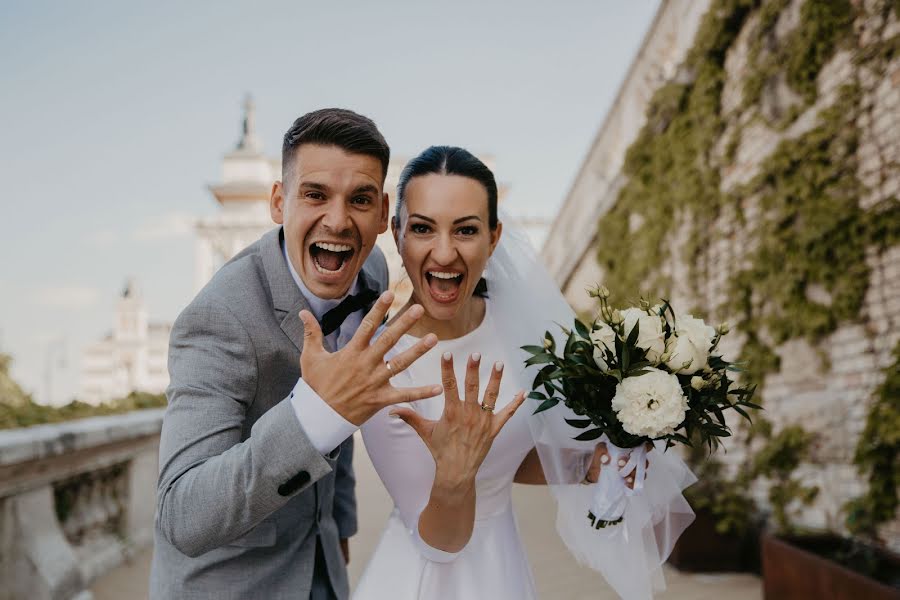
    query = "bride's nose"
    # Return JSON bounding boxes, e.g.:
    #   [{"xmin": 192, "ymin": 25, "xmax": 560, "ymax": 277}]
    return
[{"xmin": 430, "ymin": 233, "xmax": 458, "ymax": 264}]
